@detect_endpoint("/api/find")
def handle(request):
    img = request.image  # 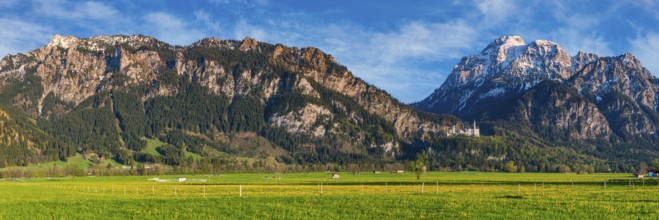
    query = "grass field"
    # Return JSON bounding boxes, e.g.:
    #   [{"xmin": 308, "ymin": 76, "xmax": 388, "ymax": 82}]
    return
[{"xmin": 1, "ymin": 172, "xmax": 658, "ymax": 219}]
